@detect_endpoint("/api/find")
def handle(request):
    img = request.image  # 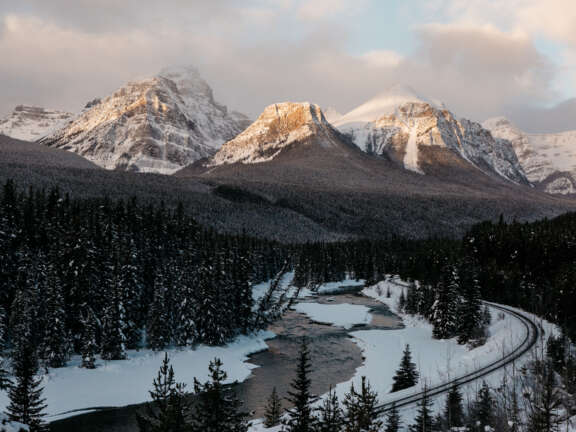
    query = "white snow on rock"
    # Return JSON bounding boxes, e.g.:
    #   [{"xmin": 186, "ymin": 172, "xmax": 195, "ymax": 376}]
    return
[
  {"xmin": 0, "ymin": 105, "xmax": 73, "ymax": 142},
  {"xmin": 484, "ymin": 117, "xmax": 576, "ymax": 194},
  {"xmin": 335, "ymin": 85, "xmax": 527, "ymax": 183},
  {"xmin": 210, "ymin": 102, "xmax": 340, "ymax": 166},
  {"xmin": 39, "ymin": 66, "xmax": 250, "ymax": 174}
]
